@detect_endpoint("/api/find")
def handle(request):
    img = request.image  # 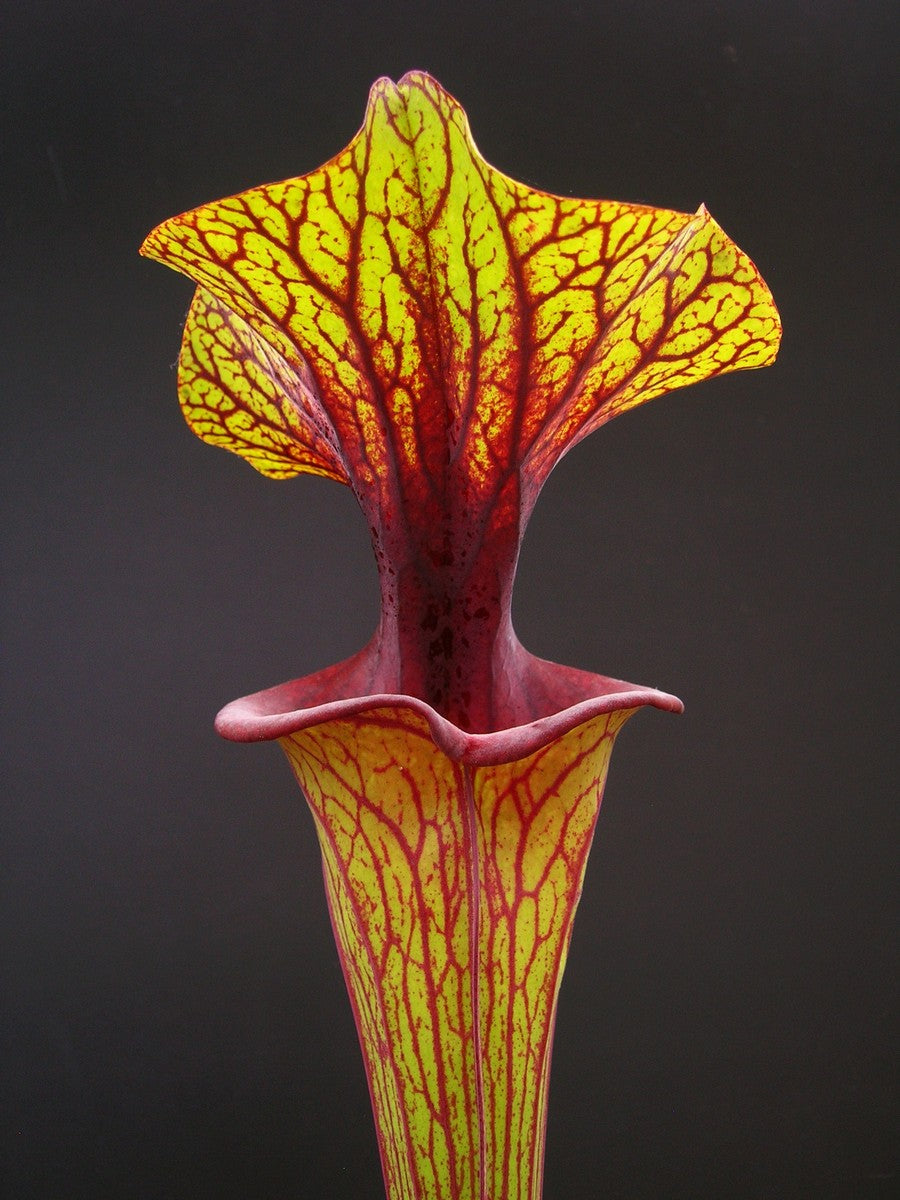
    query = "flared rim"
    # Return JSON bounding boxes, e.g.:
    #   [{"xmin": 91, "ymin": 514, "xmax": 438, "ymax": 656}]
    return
[{"xmin": 215, "ymin": 674, "xmax": 683, "ymax": 766}]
